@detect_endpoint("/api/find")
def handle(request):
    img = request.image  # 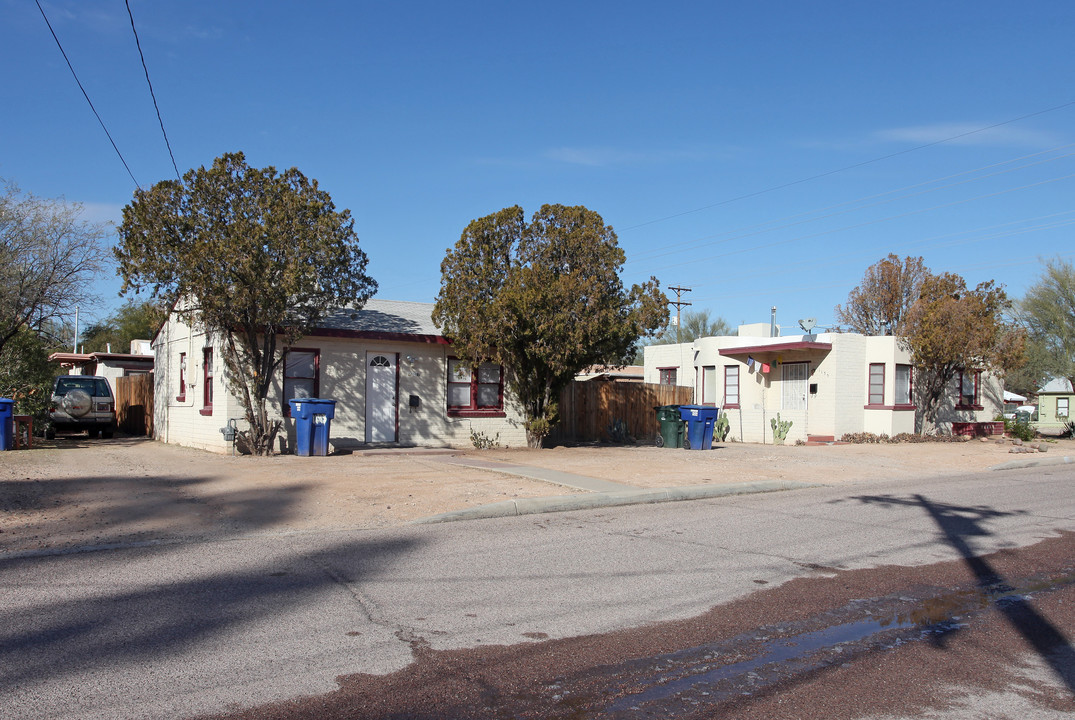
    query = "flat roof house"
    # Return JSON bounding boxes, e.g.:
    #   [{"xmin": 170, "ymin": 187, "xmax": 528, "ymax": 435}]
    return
[{"xmin": 644, "ymin": 323, "xmax": 1002, "ymax": 444}]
